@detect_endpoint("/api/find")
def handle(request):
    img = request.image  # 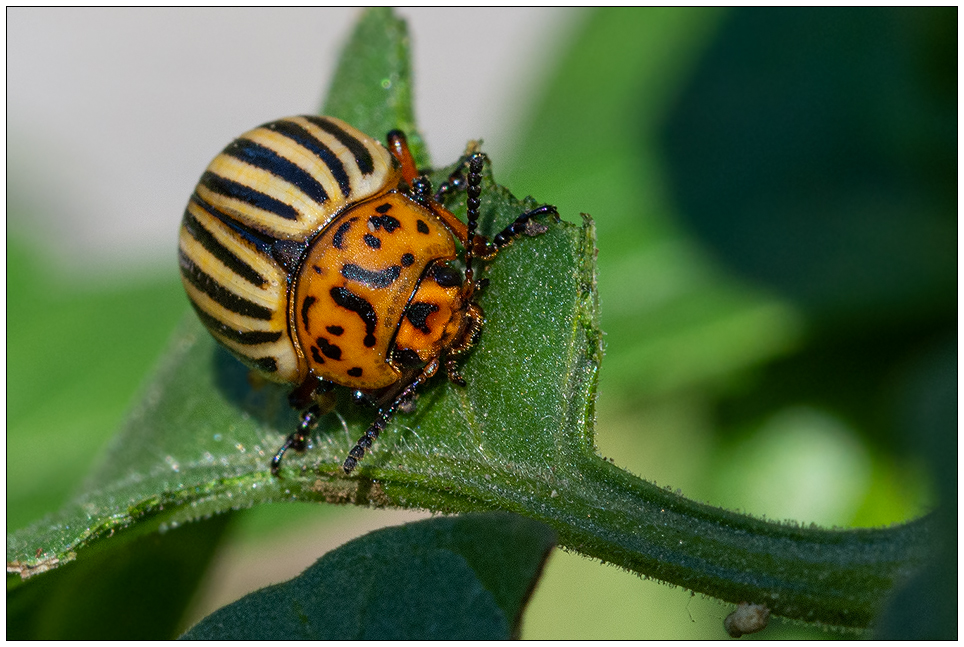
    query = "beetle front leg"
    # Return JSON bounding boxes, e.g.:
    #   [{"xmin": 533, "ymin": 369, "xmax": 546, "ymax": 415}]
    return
[{"xmin": 343, "ymin": 359, "xmax": 440, "ymax": 474}]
